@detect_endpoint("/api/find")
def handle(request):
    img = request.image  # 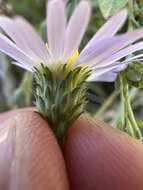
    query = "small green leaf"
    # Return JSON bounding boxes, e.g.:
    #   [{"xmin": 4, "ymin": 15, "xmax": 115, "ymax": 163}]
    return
[
  {"xmin": 98, "ymin": 0, "xmax": 114, "ymax": 18},
  {"xmin": 110, "ymin": 0, "xmax": 128, "ymax": 15},
  {"xmin": 98, "ymin": 0, "xmax": 128, "ymax": 18}
]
